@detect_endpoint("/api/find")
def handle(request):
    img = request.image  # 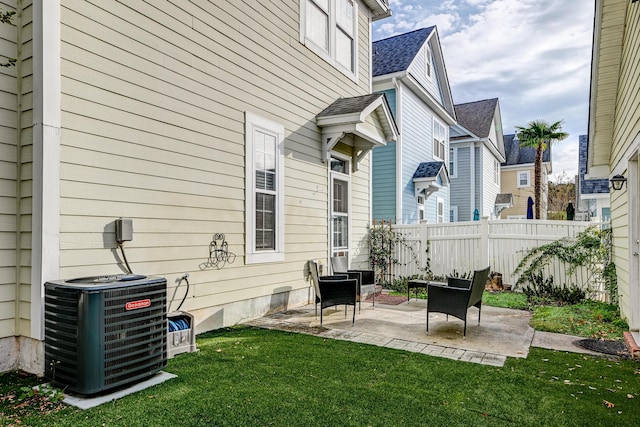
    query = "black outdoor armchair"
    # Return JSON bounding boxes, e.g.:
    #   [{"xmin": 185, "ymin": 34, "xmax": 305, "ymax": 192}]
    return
[
  {"xmin": 426, "ymin": 267, "xmax": 490, "ymax": 338},
  {"xmin": 331, "ymin": 256, "xmax": 376, "ymax": 308},
  {"xmin": 306, "ymin": 260, "xmax": 357, "ymax": 325}
]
